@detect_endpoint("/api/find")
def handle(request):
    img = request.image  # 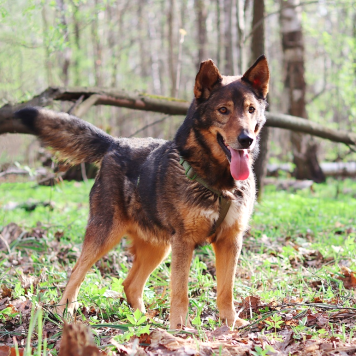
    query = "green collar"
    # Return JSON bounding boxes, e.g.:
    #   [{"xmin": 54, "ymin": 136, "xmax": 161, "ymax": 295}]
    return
[{"xmin": 179, "ymin": 157, "xmax": 231, "ymax": 236}]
